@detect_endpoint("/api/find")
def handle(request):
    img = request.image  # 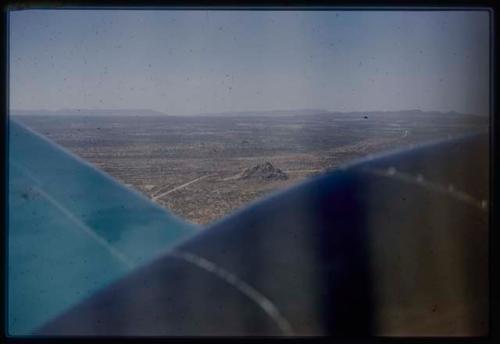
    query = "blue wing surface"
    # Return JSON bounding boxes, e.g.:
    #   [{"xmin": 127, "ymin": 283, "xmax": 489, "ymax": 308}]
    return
[{"xmin": 7, "ymin": 119, "xmax": 197, "ymax": 335}]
